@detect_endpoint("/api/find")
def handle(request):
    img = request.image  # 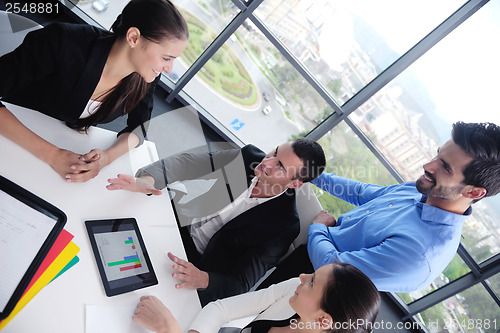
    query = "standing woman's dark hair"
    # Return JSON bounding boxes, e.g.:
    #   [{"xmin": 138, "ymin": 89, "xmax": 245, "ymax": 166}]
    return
[
  {"xmin": 322, "ymin": 263, "xmax": 380, "ymax": 333},
  {"xmin": 69, "ymin": 0, "xmax": 189, "ymax": 131}
]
